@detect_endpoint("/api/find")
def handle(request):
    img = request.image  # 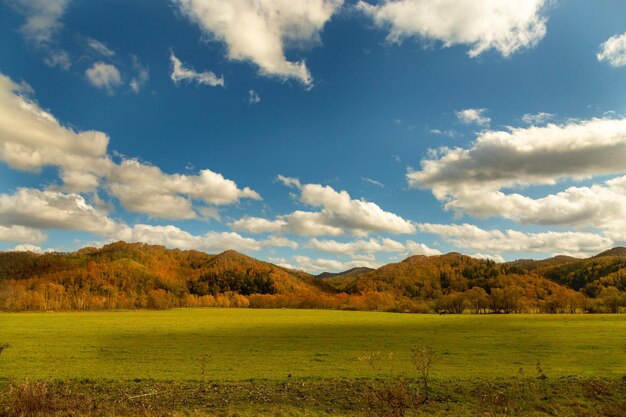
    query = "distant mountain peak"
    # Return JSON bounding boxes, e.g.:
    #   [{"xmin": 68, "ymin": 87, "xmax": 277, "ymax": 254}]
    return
[{"xmin": 316, "ymin": 267, "xmax": 374, "ymax": 279}]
